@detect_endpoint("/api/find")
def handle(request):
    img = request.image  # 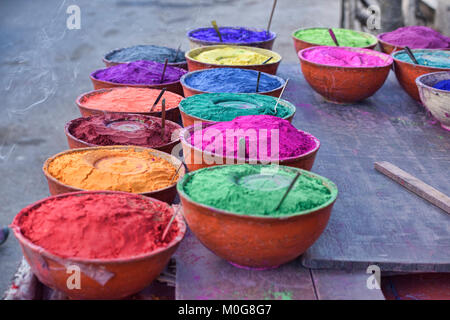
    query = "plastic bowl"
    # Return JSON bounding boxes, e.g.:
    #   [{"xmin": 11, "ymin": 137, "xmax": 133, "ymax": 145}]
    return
[
  {"xmin": 179, "ymin": 122, "xmax": 320, "ymax": 172},
  {"xmin": 298, "ymin": 46, "xmax": 393, "ymax": 103},
  {"xmin": 416, "ymin": 71, "xmax": 450, "ymax": 131},
  {"xmin": 10, "ymin": 191, "xmax": 186, "ymax": 300},
  {"xmin": 185, "ymin": 45, "xmax": 281, "ymax": 75},
  {"xmin": 177, "ymin": 165, "xmax": 338, "ymax": 269},
  {"xmin": 42, "ymin": 146, "xmax": 185, "ymax": 204},
  {"xmin": 187, "ymin": 27, "xmax": 276, "ymax": 50}
]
